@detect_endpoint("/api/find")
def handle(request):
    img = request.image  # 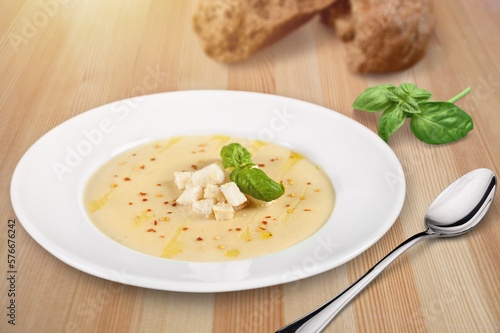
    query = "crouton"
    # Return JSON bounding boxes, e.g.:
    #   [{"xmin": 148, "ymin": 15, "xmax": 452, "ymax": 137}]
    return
[
  {"xmin": 213, "ymin": 202, "xmax": 235, "ymax": 221},
  {"xmin": 247, "ymin": 196, "xmax": 275, "ymax": 208},
  {"xmin": 191, "ymin": 163, "xmax": 225, "ymax": 187},
  {"xmin": 176, "ymin": 184, "xmax": 203, "ymax": 206},
  {"xmin": 233, "ymin": 200, "xmax": 250, "ymax": 211},
  {"xmin": 192, "ymin": 198, "xmax": 216, "ymax": 217},
  {"xmin": 173, "ymin": 171, "xmax": 193, "ymax": 190},
  {"xmin": 203, "ymin": 184, "xmax": 226, "ymax": 202},
  {"xmin": 220, "ymin": 182, "xmax": 248, "ymax": 207}
]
